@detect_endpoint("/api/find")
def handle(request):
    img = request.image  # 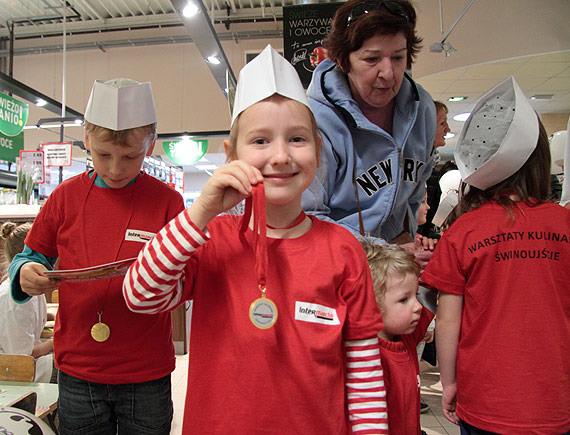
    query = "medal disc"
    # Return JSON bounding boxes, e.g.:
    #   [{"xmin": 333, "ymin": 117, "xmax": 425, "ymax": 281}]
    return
[
  {"xmin": 91, "ymin": 322, "xmax": 111, "ymax": 342},
  {"xmin": 249, "ymin": 297, "xmax": 278, "ymax": 329}
]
